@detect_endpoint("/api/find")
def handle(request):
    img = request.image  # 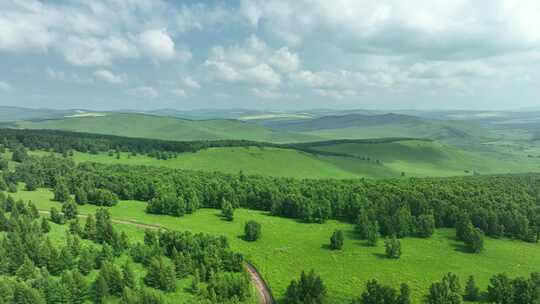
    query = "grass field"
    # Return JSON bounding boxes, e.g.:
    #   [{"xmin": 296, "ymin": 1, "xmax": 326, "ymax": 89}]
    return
[
  {"xmin": 9, "ymin": 187, "xmax": 540, "ymax": 303},
  {"xmin": 16, "ymin": 113, "xmax": 319, "ymax": 143},
  {"xmin": 309, "ymin": 139, "xmax": 540, "ymax": 177},
  {"xmin": 27, "ymin": 137, "xmax": 540, "ymax": 179}
]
